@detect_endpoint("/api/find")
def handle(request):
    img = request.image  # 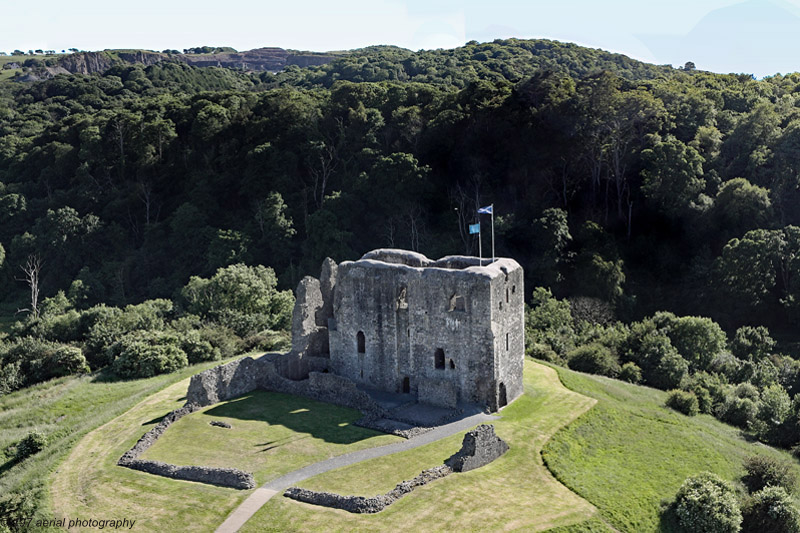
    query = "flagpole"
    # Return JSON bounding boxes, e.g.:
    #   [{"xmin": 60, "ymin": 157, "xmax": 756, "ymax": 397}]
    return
[
  {"xmin": 479, "ymin": 226, "xmax": 483, "ymax": 265},
  {"xmin": 491, "ymin": 204, "xmax": 495, "ymax": 264}
]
